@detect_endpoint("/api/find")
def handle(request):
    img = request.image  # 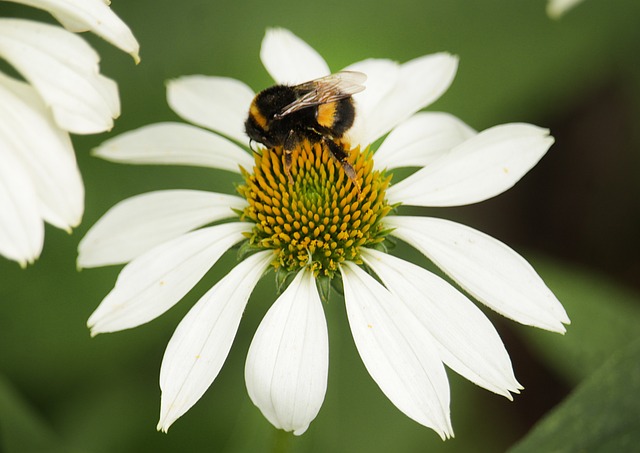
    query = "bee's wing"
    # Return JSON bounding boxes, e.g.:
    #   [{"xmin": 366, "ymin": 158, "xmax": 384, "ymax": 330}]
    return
[{"xmin": 276, "ymin": 71, "xmax": 367, "ymax": 118}]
